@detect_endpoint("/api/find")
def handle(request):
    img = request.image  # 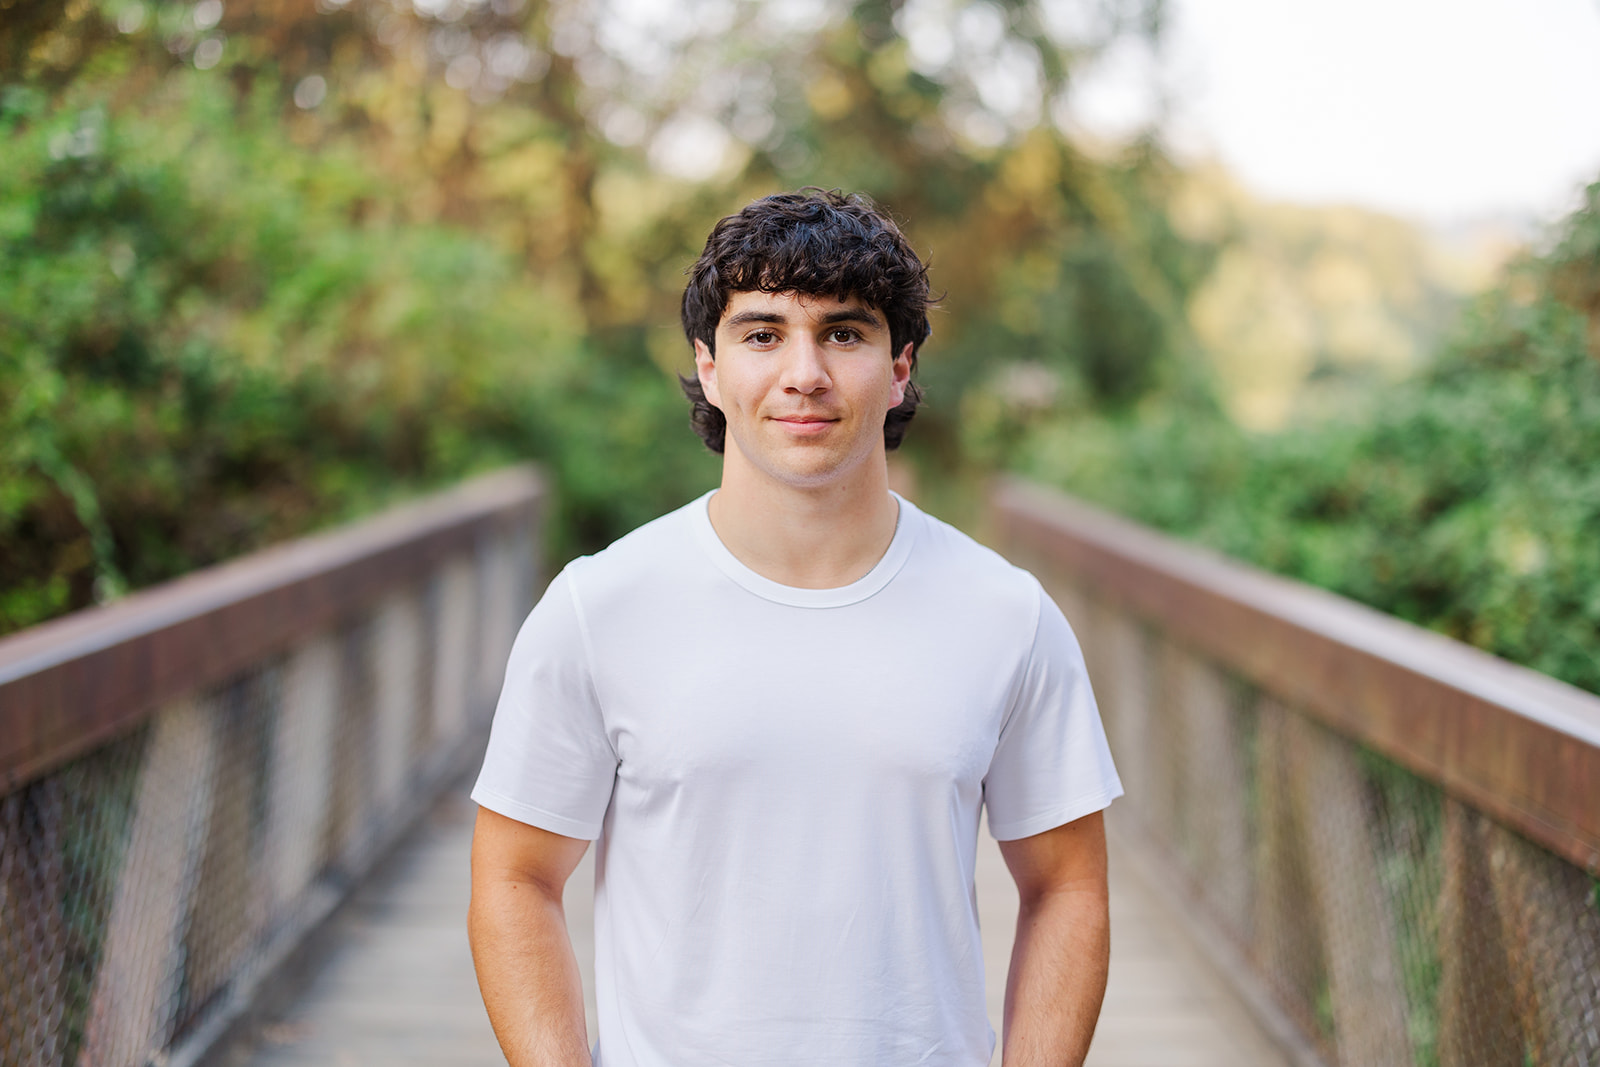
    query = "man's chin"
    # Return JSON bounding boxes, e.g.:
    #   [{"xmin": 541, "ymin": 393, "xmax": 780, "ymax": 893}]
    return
[{"xmin": 769, "ymin": 453, "xmax": 886, "ymax": 492}]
